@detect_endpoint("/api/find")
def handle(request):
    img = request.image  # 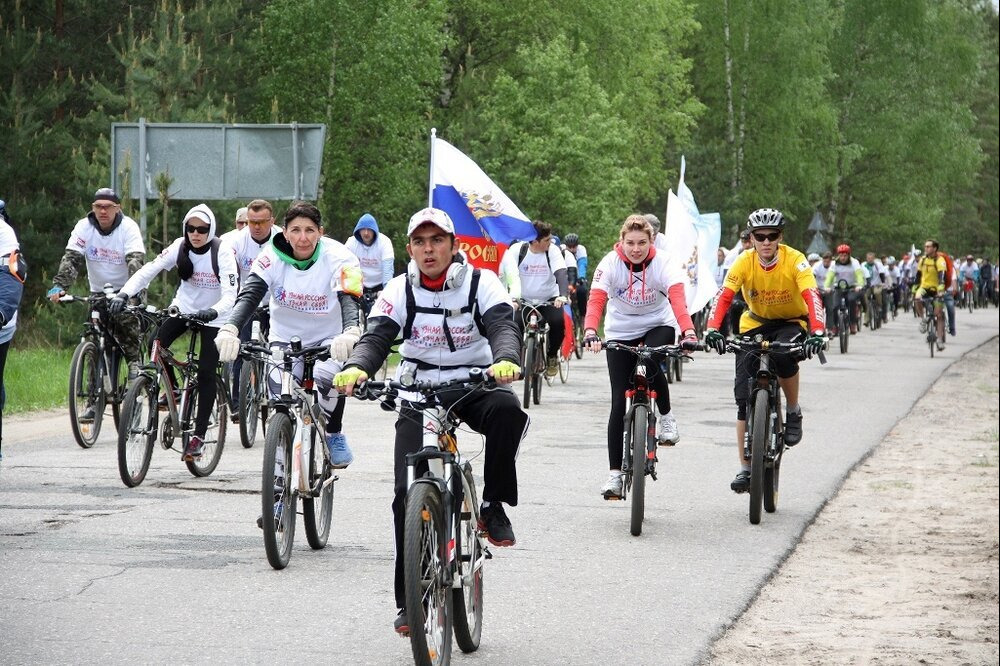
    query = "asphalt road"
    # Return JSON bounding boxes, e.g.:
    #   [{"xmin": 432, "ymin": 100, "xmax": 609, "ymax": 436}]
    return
[{"xmin": 2, "ymin": 307, "xmax": 998, "ymax": 665}]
